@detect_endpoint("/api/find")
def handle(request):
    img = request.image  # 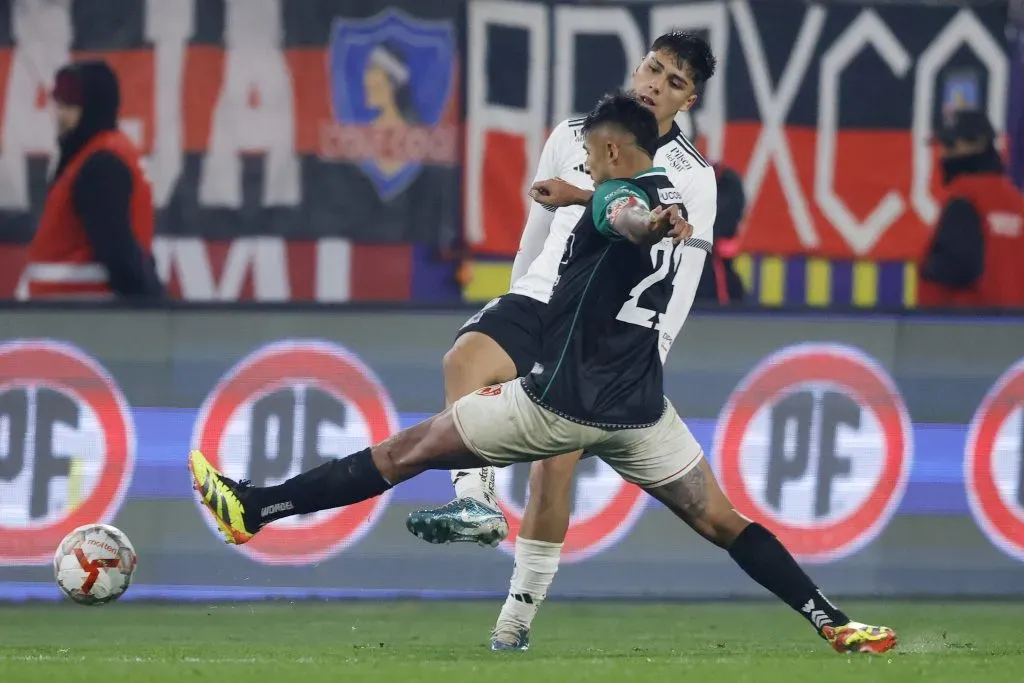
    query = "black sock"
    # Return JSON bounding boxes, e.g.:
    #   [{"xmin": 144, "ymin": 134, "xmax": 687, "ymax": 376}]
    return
[
  {"xmin": 245, "ymin": 448, "xmax": 392, "ymax": 528},
  {"xmin": 728, "ymin": 523, "xmax": 849, "ymax": 634}
]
